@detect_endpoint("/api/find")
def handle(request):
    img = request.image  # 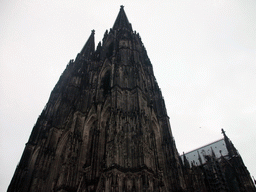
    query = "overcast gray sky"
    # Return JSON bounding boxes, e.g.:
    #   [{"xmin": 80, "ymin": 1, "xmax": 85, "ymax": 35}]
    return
[{"xmin": 1, "ymin": 0, "xmax": 256, "ymax": 191}]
